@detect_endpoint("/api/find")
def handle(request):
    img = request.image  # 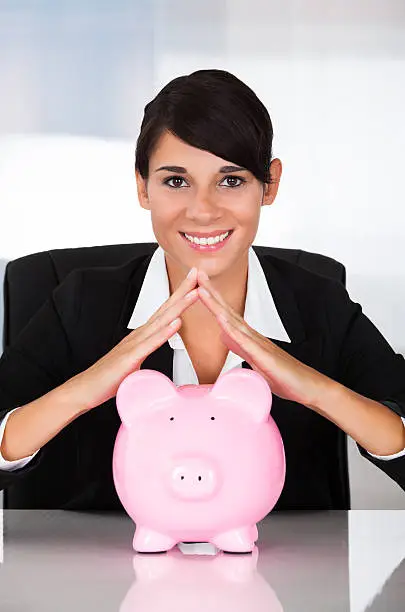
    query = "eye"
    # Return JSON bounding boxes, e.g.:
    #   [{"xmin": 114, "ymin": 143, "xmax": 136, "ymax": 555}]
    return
[
  {"xmin": 169, "ymin": 417, "xmax": 174, "ymax": 421},
  {"xmin": 164, "ymin": 176, "xmax": 187, "ymax": 189},
  {"xmin": 210, "ymin": 417, "xmax": 215, "ymax": 421},
  {"xmin": 221, "ymin": 175, "xmax": 246, "ymax": 188},
  {"xmin": 162, "ymin": 175, "xmax": 246, "ymax": 189}
]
